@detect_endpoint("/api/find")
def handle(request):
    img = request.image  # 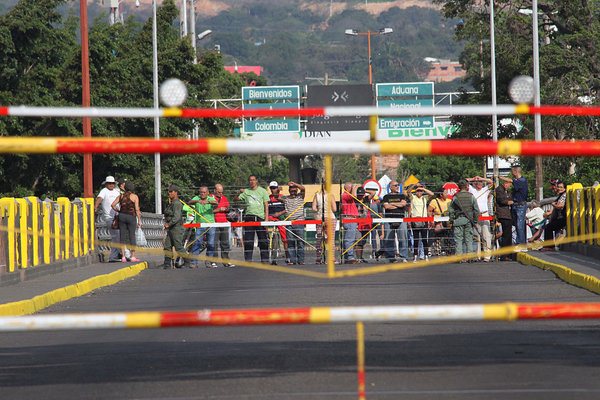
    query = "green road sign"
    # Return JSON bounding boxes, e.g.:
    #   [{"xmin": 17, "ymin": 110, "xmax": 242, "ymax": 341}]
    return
[
  {"xmin": 376, "ymin": 82, "xmax": 434, "ymax": 97},
  {"xmin": 243, "ymin": 118, "xmax": 300, "ymax": 134},
  {"xmin": 242, "ymin": 86, "xmax": 300, "ymax": 101},
  {"xmin": 376, "ymin": 82, "xmax": 436, "ymax": 136},
  {"xmin": 242, "ymin": 85, "xmax": 301, "ymax": 135},
  {"xmin": 382, "ymin": 125, "xmax": 458, "ymax": 140}
]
